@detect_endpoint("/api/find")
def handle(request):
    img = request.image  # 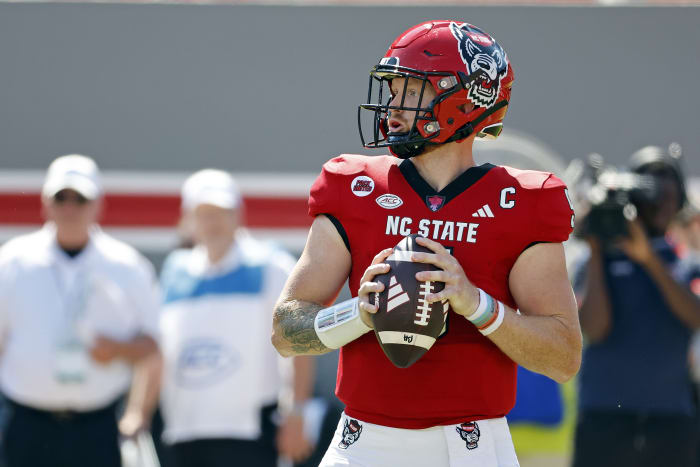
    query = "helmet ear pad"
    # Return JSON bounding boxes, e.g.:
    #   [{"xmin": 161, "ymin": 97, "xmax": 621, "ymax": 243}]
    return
[{"xmin": 423, "ymin": 82, "xmax": 476, "ymax": 143}]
